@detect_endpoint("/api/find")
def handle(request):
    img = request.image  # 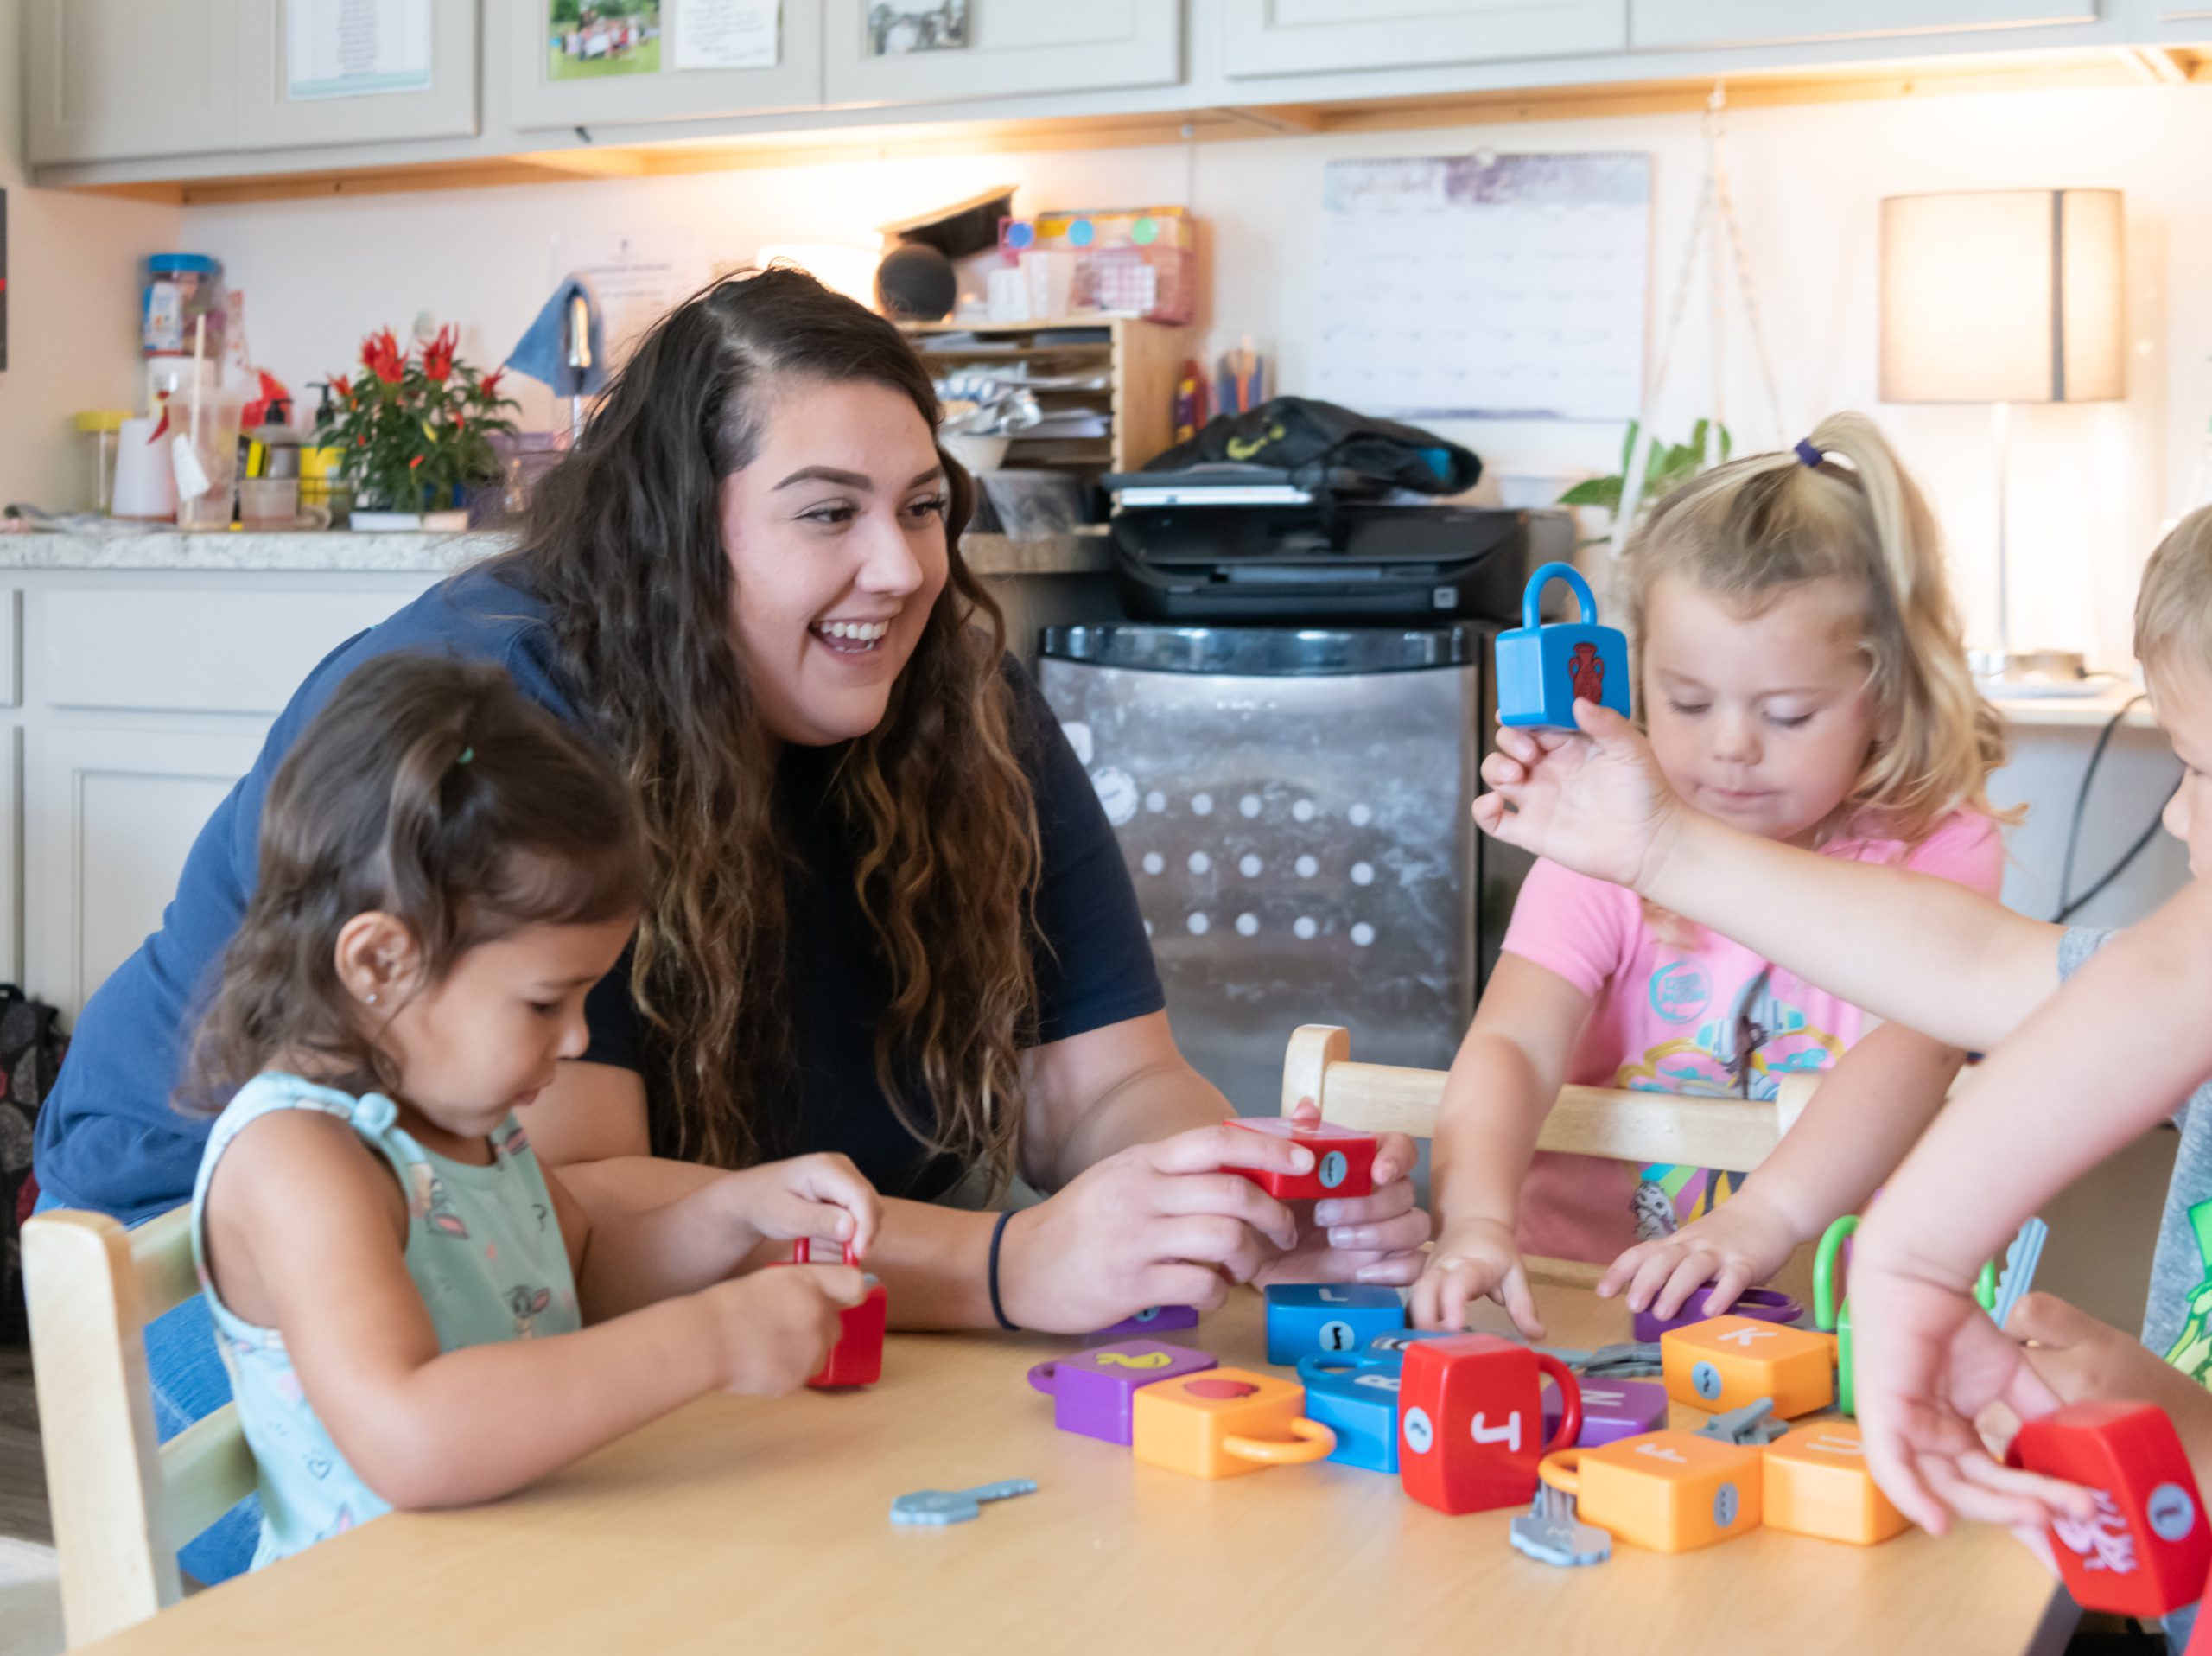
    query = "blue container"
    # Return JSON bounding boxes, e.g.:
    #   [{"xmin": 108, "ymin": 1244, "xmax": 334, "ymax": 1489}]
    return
[
  {"xmin": 1298, "ymin": 1349, "xmax": 1405, "ymax": 1473},
  {"xmin": 1495, "ymin": 561, "xmax": 1632, "ymax": 729},
  {"xmin": 1263, "ymin": 1283, "xmax": 1405, "ymax": 1366}
]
